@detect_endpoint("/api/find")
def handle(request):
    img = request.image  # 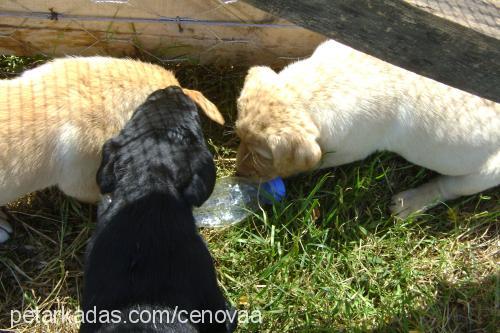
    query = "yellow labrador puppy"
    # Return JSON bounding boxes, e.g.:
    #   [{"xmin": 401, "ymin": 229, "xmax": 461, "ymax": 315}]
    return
[
  {"xmin": 0, "ymin": 57, "xmax": 224, "ymax": 242},
  {"xmin": 236, "ymin": 40, "xmax": 499, "ymax": 218}
]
